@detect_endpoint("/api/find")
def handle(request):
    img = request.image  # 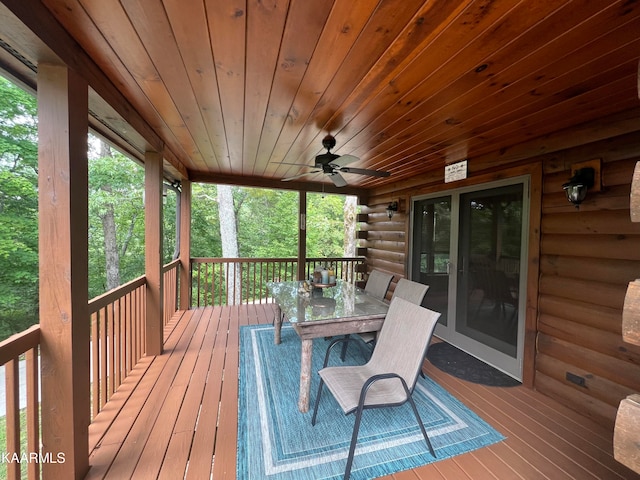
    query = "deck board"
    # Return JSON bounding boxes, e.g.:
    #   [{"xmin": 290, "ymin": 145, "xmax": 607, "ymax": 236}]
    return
[{"xmin": 85, "ymin": 305, "xmax": 640, "ymax": 480}]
